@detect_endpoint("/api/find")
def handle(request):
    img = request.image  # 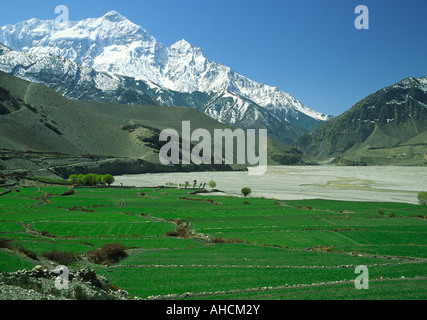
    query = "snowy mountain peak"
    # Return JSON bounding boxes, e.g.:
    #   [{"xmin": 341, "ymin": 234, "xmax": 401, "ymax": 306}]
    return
[
  {"xmin": 102, "ymin": 10, "xmax": 128, "ymax": 22},
  {"xmin": 0, "ymin": 11, "xmax": 332, "ymax": 128},
  {"xmin": 170, "ymin": 39, "xmax": 193, "ymax": 52}
]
